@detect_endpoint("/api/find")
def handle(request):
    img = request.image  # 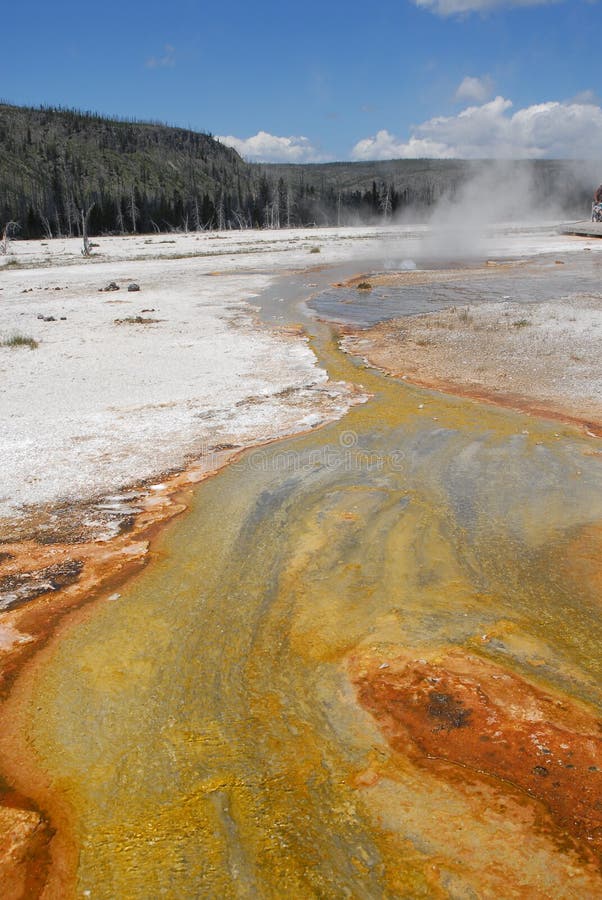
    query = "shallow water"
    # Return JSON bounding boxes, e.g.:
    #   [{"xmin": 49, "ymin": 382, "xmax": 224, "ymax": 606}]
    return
[
  {"xmin": 15, "ymin": 255, "xmax": 602, "ymax": 897},
  {"xmin": 310, "ymin": 252, "xmax": 602, "ymax": 326}
]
